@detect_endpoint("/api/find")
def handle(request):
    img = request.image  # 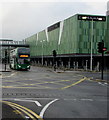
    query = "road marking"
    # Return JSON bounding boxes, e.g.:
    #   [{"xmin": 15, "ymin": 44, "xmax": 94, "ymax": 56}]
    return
[
  {"xmin": 39, "ymin": 99, "xmax": 58, "ymax": 118},
  {"xmin": 64, "ymin": 98, "xmax": 77, "ymax": 101},
  {"xmin": 2, "ymin": 86, "xmax": 57, "ymax": 89},
  {"xmin": 3, "ymin": 101, "xmax": 36, "ymax": 119},
  {"xmin": 2, "ymin": 72, "xmax": 17, "ymax": 78},
  {"xmin": 98, "ymin": 82, "xmax": 105, "ymax": 86},
  {"xmin": 64, "ymin": 98, "xmax": 93, "ymax": 101},
  {"xmin": 81, "ymin": 99, "xmax": 93, "ymax": 101},
  {"xmin": 104, "ymin": 83, "xmax": 107, "ymax": 85},
  {"xmin": 2, "ymin": 86, "xmax": 14, "ymax": 88},
  {"xmin": 25, "ymin": 116, "xmax": 30, "ymax": 119},
  {"xmin": 13, "ymin": 110, "xmax": 22, "ymax": 114},
  {"xmin": 2, "ymin": 98, "xmax": 57, "ymax": 101},
  {"xmin": 25, "ymin": 98, "xmax": 58, "ymax": 100},
  {"xmin": 14, "ymin": 99, "xmax": 42, "ymax": 107},
  {"xmin": 2, "ymin": 101, "xmax": 43, "ymax": 120},
  {"xmin": 61, "ymin": 77, "xmax": 87, "ymax": 90}
]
